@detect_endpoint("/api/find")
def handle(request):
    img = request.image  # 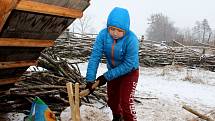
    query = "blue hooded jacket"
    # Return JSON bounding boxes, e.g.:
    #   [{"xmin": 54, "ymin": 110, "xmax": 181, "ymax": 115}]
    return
[{"xmin": 86, "ymin": 7, "xmax": 139, "ymax": 81}]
